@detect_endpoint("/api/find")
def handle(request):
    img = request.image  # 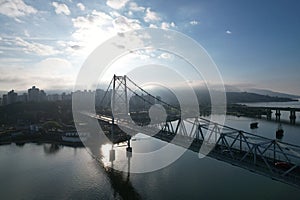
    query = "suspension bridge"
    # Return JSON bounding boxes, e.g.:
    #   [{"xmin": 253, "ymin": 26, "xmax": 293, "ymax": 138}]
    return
[{"xmin": 86, "ymin": 75, "xmax": 300, "ymax": 188}]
